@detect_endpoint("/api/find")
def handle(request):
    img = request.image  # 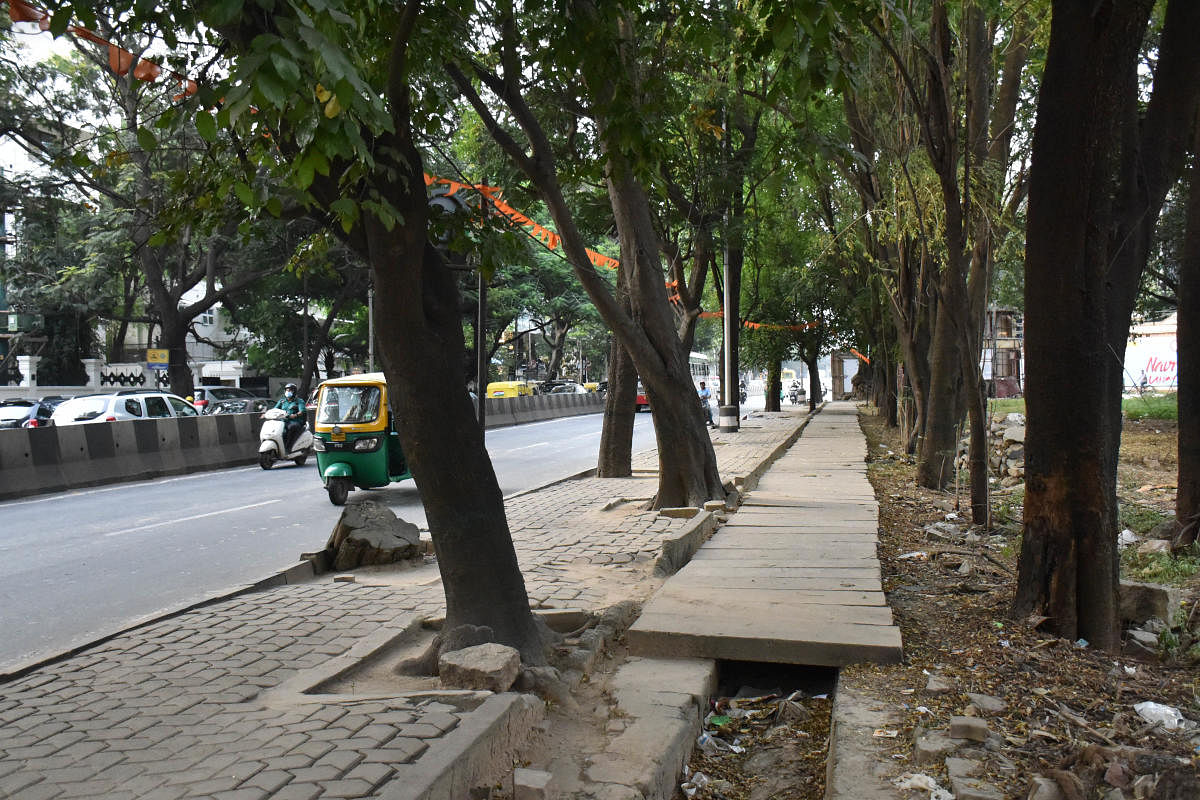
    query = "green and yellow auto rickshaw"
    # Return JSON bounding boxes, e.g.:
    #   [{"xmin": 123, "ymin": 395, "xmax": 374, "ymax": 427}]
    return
[{"xmin": 312, "ymin": 373, "xmax": 412, "ymax": 505}]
